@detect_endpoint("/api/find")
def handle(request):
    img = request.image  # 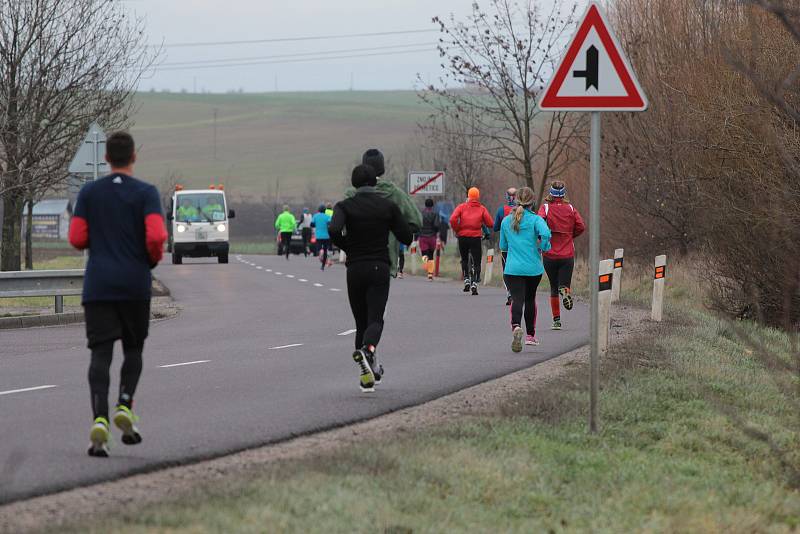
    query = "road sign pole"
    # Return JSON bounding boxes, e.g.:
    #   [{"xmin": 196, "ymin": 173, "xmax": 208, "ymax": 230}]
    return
[
  {"xmin": 92, "ymin": 131, "xmax": 99, "ymax": 181},
  {"xmin": 589, "ymin": 111, "xmax": 601, "ymax": 434}
]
